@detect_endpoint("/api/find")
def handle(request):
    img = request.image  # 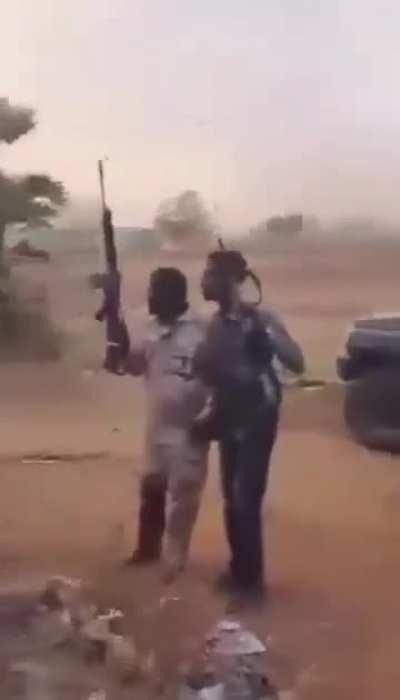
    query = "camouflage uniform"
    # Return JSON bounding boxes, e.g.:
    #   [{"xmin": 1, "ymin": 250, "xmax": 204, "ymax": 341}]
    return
[{"xmin": 127, "ymin": 310, "xmax": 208, "ymax": 574}]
